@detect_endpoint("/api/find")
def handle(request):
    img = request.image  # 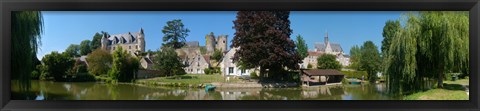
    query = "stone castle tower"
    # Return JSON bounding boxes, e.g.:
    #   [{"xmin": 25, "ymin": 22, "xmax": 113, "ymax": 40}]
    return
[
  {"xmin": 205, "ymin": 32, "xmax": 228, "ymax": 55},
  {"xmin": 206, "ymin": 32, "xmax": 216, "ymax": 54},
  {"xmin": 215, "ymin": 35, "xmax": 228, "ymax": 53}
]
